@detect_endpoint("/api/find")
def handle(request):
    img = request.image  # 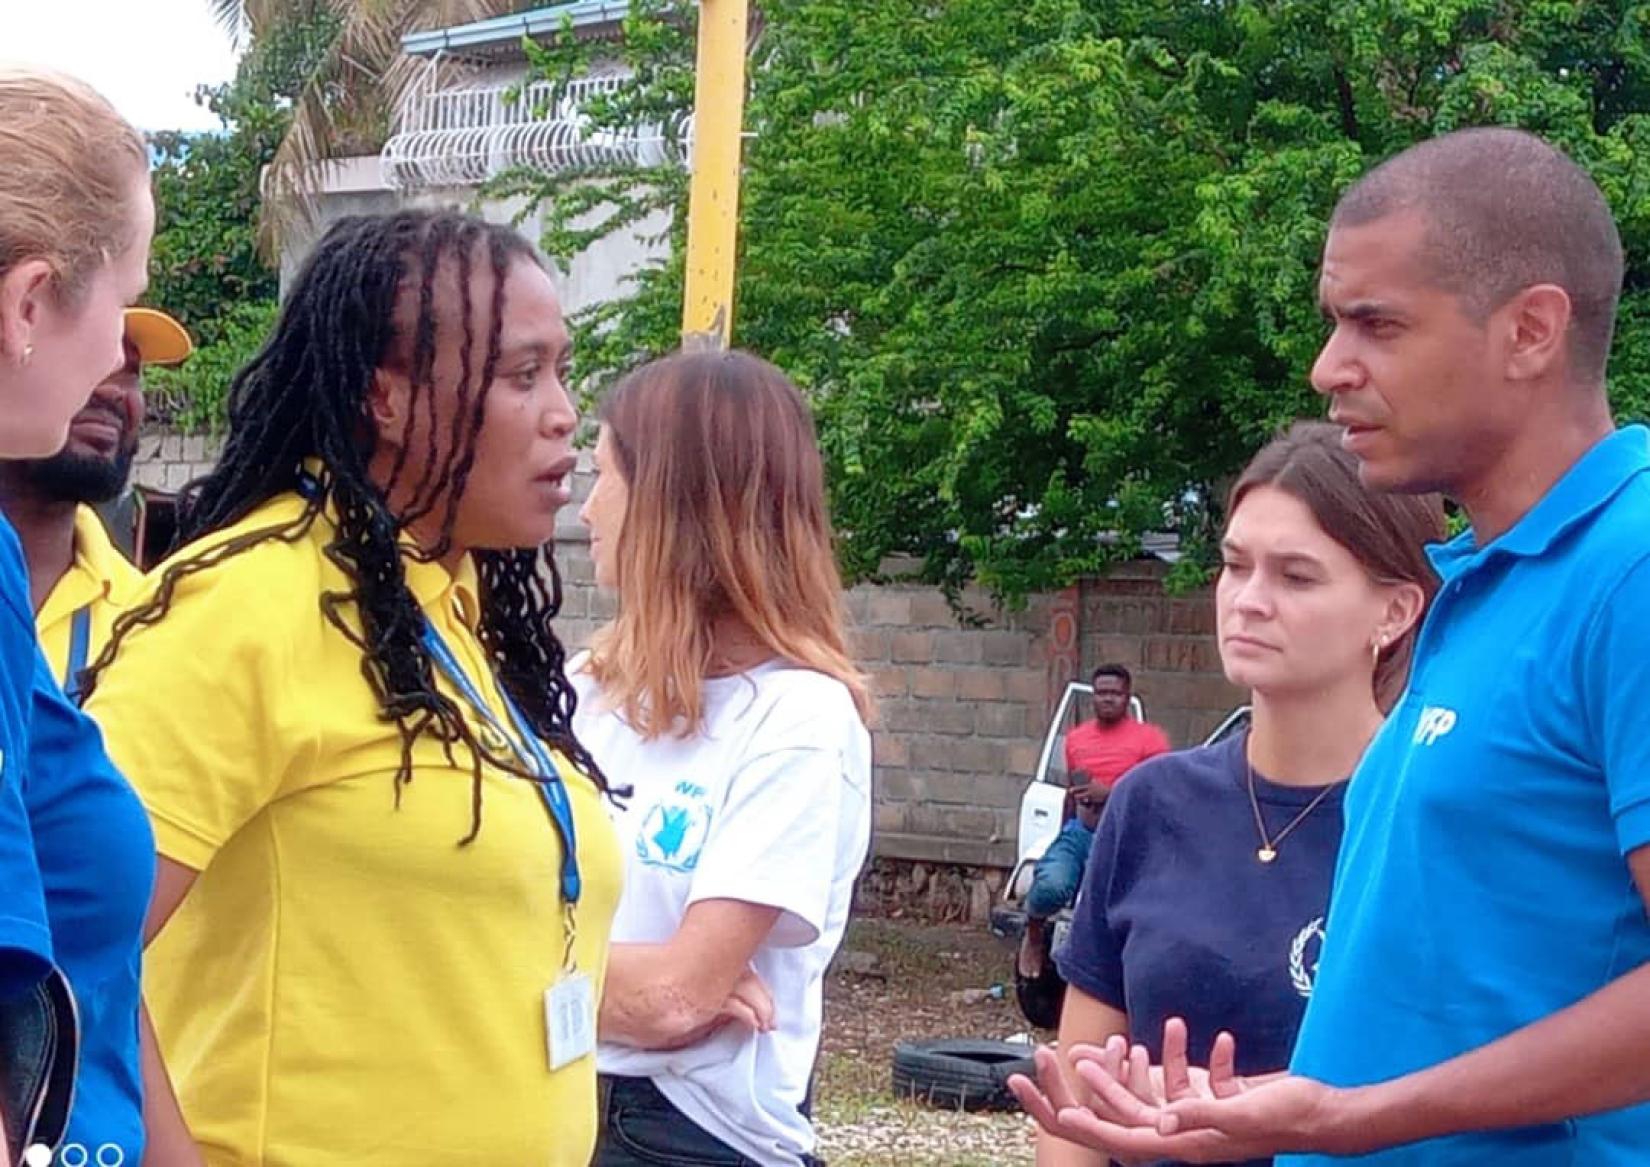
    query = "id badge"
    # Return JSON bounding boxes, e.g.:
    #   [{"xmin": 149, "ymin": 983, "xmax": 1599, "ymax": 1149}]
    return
[{"xmin": 545, "ymin": 972, "xmax": 596, "ymax": 1071}]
